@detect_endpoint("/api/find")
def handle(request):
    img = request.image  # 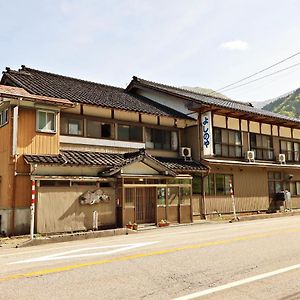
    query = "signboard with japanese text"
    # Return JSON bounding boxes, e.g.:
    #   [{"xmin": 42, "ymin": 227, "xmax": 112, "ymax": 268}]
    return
[{"xmin": 201, "ymin": 111, "xmax": 214, "ymax": 156}]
